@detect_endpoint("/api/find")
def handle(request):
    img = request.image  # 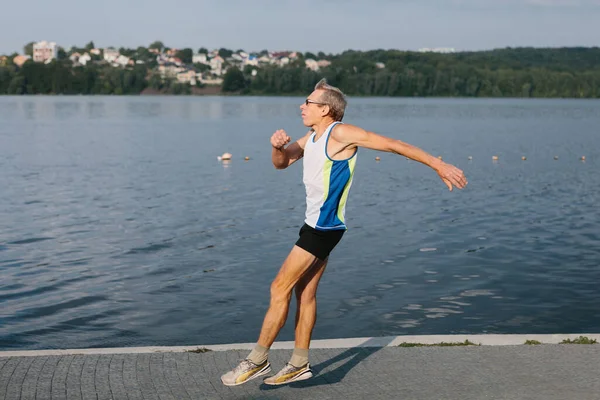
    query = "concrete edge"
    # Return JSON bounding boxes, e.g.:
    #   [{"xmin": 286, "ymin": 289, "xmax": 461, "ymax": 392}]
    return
[{"xmin": 2, "ymin": 334, "xmax": 599, "ymax": 357}]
